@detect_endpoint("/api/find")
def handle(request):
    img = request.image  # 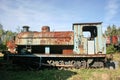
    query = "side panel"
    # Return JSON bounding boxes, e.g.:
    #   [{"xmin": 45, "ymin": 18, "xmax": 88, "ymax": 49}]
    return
[
  {"xmin": 73, "ymin": 25, "xmax": 80, "ymax": 53},
  {"xmin": 97, "ymin": 25, "xmax": 103, "ymax": 52},
  {"xmin": 15, "ymin": 32, "xmax": 74, "ymax": 45},
  {"xmin": 97, "ymin": 25, "xmax": 106, "ymax": 54}
]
